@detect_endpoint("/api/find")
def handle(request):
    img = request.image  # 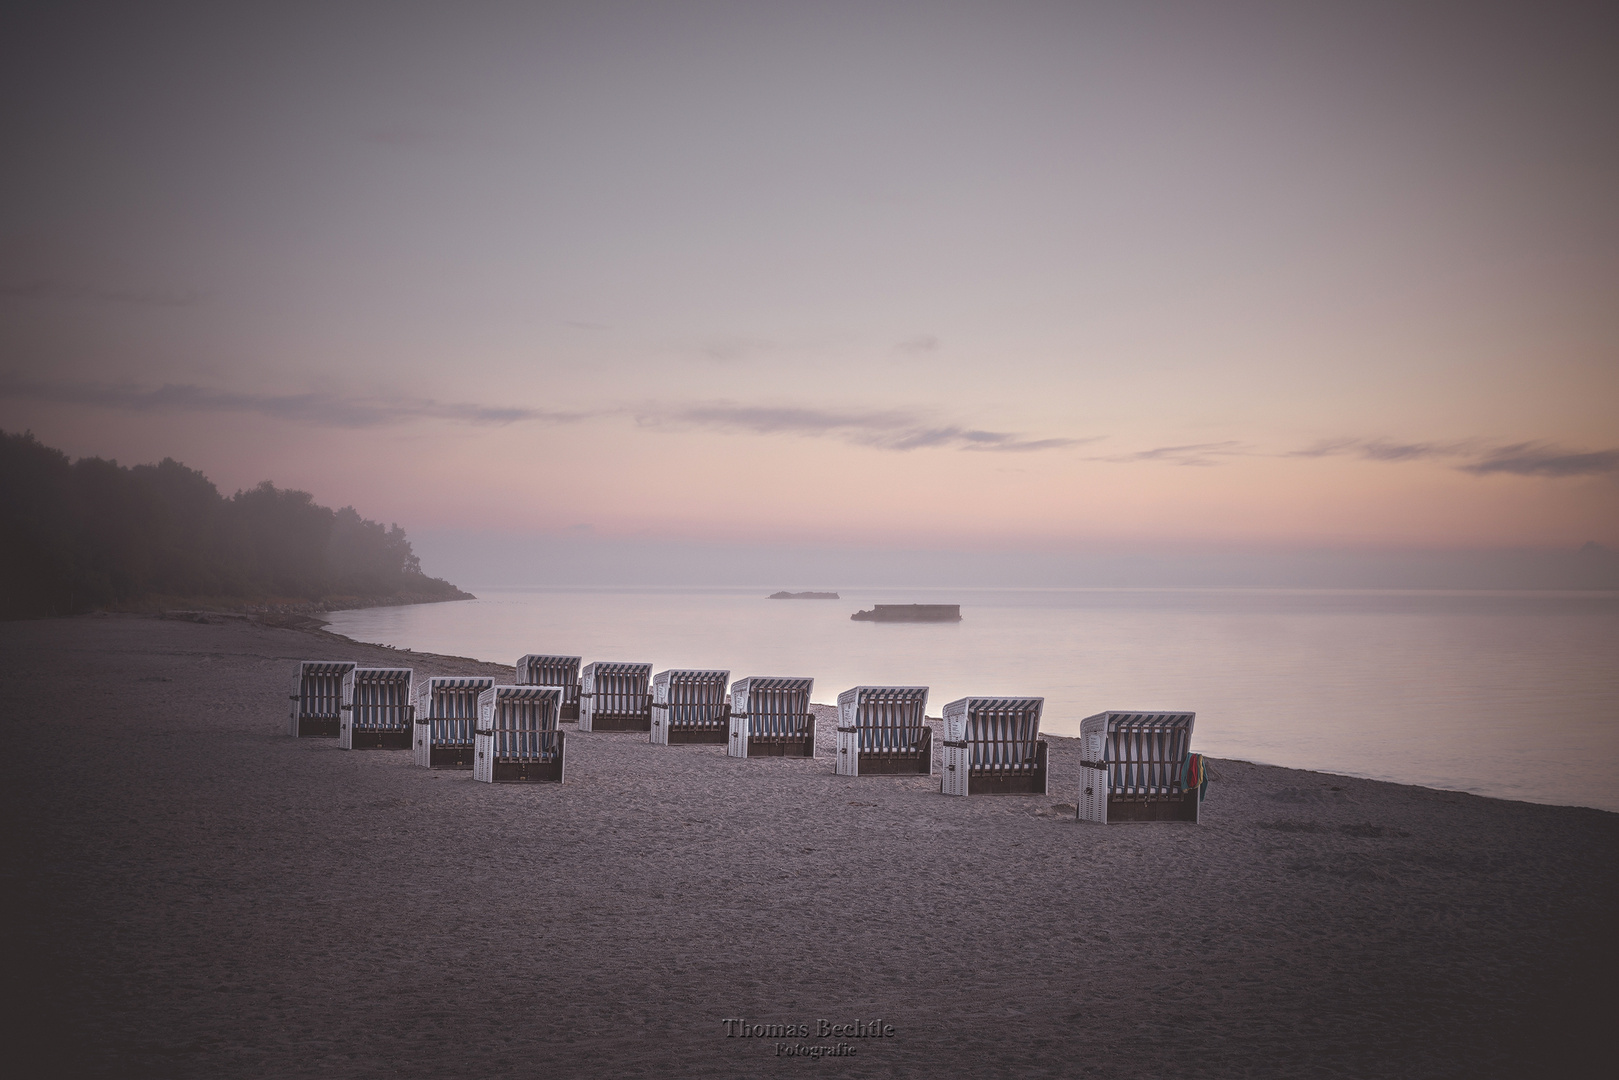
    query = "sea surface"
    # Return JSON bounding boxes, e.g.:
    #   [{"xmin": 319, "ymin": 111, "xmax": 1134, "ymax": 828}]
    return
[{"xmin": 326, "ymin": 587, "xmax": 1619, "ymax": 812}]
